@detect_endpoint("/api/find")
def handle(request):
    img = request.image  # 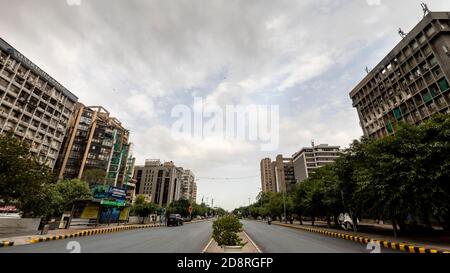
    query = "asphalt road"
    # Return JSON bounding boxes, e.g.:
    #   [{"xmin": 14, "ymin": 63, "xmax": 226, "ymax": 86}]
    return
[
  {"xmin": 242, "ymin": 220, "xmax": 401, "ymax": 253},
  {"xmin": 0, "ymin": 221, "xmax": 212, "ymax": 253}
]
